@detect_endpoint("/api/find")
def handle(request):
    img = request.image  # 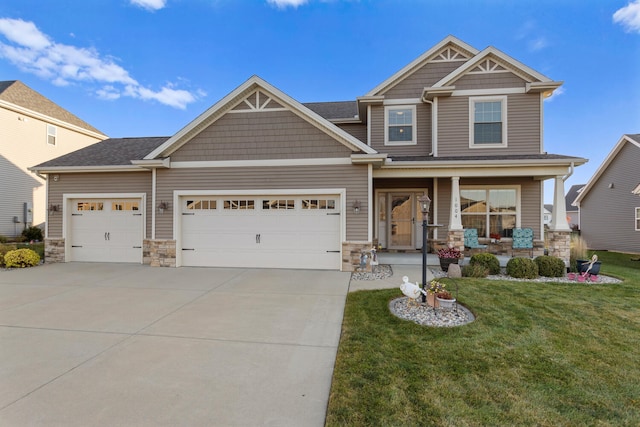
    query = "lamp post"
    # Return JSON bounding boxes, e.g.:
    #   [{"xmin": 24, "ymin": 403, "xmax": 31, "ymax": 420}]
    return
[{"xmin": 418, "ymin": 193, "xmax": 431, "ymax": 303}]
